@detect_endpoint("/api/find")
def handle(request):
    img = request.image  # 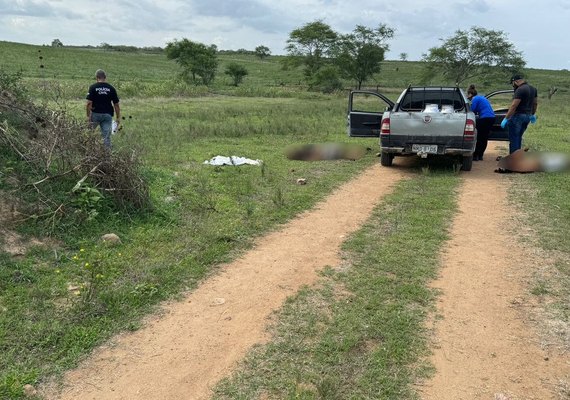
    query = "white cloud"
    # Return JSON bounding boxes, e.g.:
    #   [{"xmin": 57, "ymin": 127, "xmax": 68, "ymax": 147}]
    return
[{"xmin": 10, "ymin": 17, "xmax": 28, "ymax": 27}]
